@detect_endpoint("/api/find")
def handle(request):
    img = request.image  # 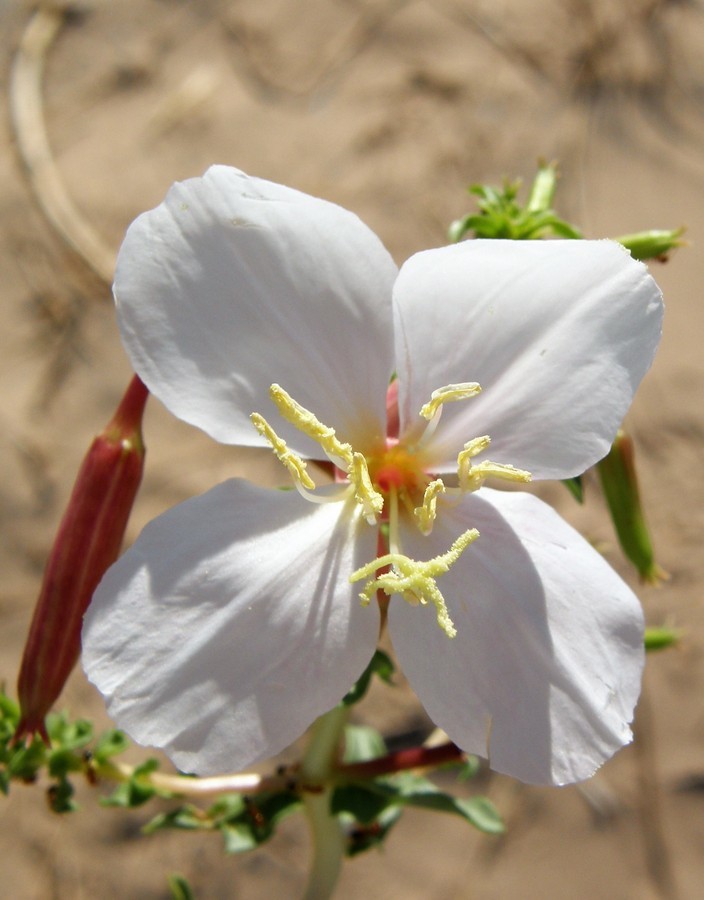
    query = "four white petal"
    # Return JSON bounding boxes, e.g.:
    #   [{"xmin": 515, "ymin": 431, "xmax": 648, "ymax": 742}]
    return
[{"xmin": 83, "ymin": 166, "xmax": 664, "ymax": 786}]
